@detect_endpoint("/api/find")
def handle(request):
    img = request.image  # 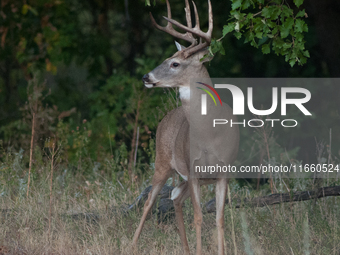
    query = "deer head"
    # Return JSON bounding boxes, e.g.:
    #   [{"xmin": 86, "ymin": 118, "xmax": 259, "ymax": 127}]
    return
[{"xmin": 142, "ymin": 0, "xmax": 213, "ymax": 93}]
